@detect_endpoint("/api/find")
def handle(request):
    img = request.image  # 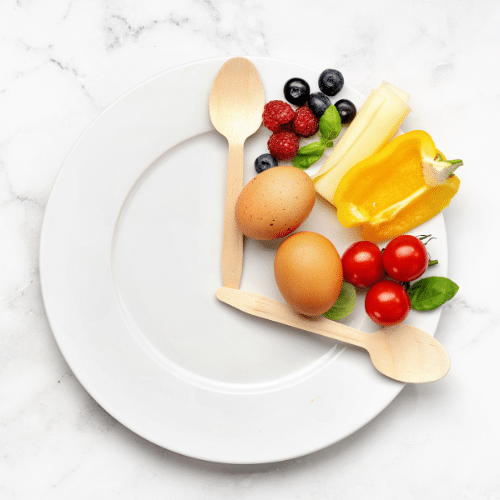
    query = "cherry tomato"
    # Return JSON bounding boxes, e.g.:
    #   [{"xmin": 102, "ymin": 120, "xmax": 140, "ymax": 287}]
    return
[
  {"xmin": 365, "ymin": 280, "xmax": 411, "ymax": 326},
  {"xmin": 382, "ymin": 235, "xmax": 428, "ymax": 282},
  {"xmin": 342, "ymin": 241, "xmax": 385, "ymax": 287}
]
